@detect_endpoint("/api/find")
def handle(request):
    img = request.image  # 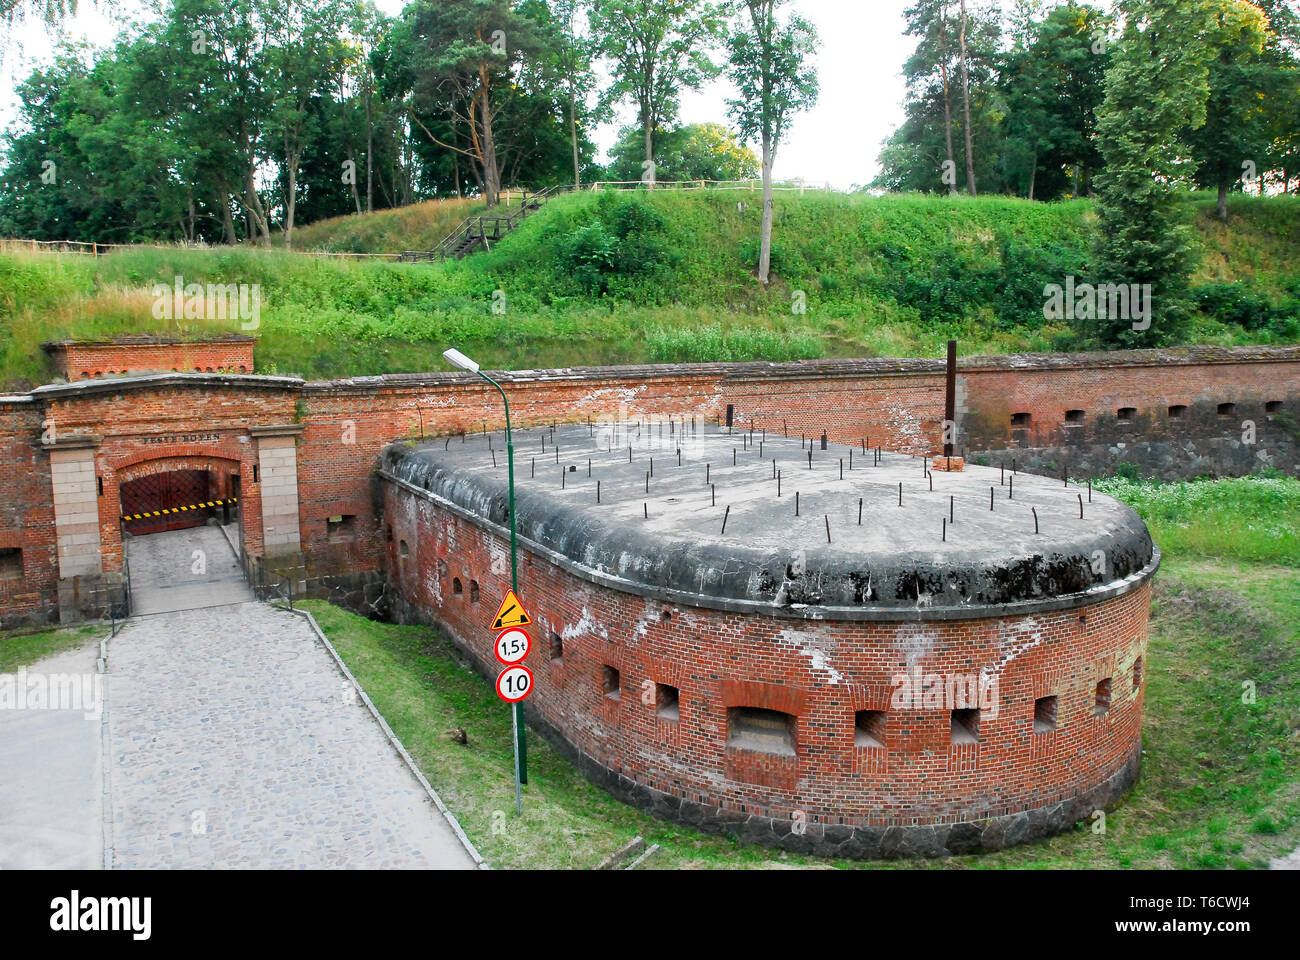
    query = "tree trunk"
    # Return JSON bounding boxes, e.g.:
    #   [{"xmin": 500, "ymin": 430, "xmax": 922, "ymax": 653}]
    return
[
  {"xmin": 958, "ymin": 0, "xmax": 977, "ymax": 196},
  {"xmin": 244, "ymin": 170, "xmax": 272, "ymax": 246},
  {"xmin": 451, "ymin": 107, "xmax": 462, "ymax": 198},
  {"xmin": 282, "ymin": 121, "xmax": 301, "ymax": 247},
  {"xmin": 1217, "ymin": 177, "xmax": 1229, "ymax": 222},
  {"xmin": 479, "ymin": 84, "xmax": 500, "ymax": 206},
  {"xmin": 938, "ymin": 2, "xmax": 957, "ymax": 188},
  {"xmin": 238, "ymin": 121, "xmax": 271, "ymax": 246},
  {"xmin": 570, "ymin": 89, "xmax": 581, "ymax": 187},
  {"xmin": 347, "ymin": 147, "xmax": 362, "ymax": 214},
  {"xmin": 758, "ymin": 137, "xmax": 775, "ymax": 285},
  {"xmin": 643, "ymin": 98, "xmax": 655, "ymax": 188},
  {"xmin": 1028, "ymin": 152, "xmax": 1036, "ymax": 201},
  {"xmin": 285, "ymin": 159, "xmax": 298, "ymax": 248},
  {"xmin": 219, "ymin": 195, "xmax": 236, "ymax": 245},
  {"xmin": 365, "ymin": 71, "xmax": 374, "ymax": 213}
]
